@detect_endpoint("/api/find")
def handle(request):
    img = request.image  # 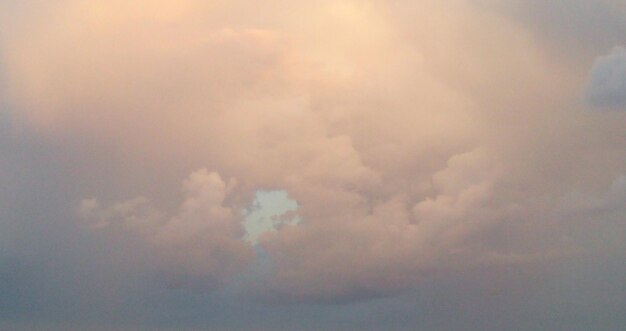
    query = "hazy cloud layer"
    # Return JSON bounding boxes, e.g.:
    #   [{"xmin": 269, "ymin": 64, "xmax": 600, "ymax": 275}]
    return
[{"xmin": 1, "ymin": 0, "xmax": 626, "ymax": 329}]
